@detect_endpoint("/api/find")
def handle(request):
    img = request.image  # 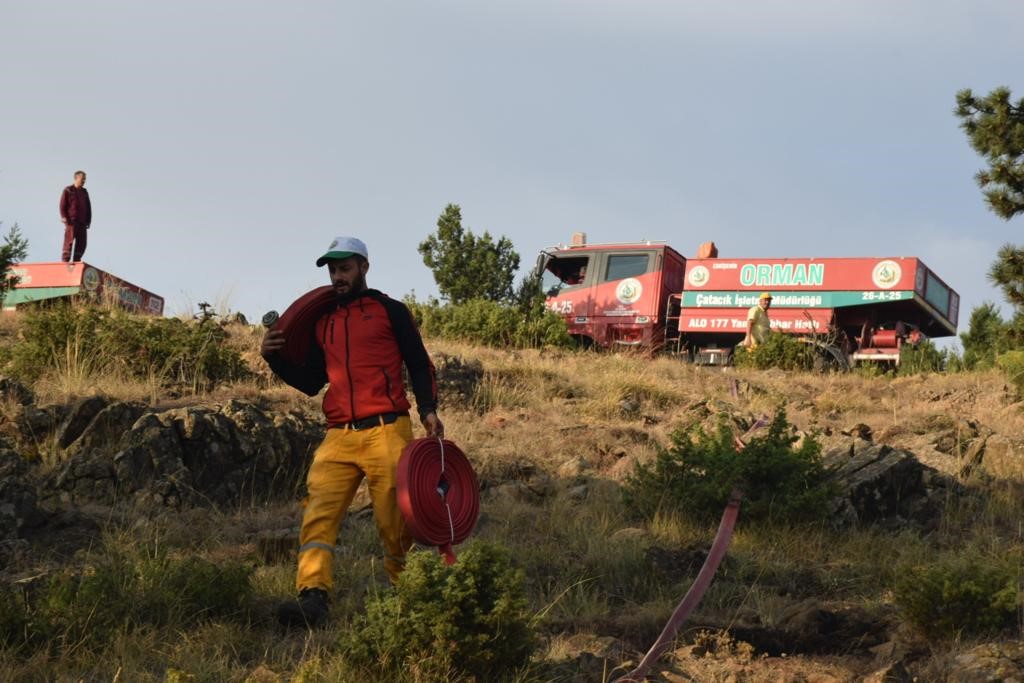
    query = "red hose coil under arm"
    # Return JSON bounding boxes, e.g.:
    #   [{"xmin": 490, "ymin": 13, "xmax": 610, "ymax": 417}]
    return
[
  {"xmin": 396, "ymin": 438, "xmax": 480, "ymax": 564},
  {"xmin": 270, "ymin": 286, "xmax": 336, "ymax": 366}
]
